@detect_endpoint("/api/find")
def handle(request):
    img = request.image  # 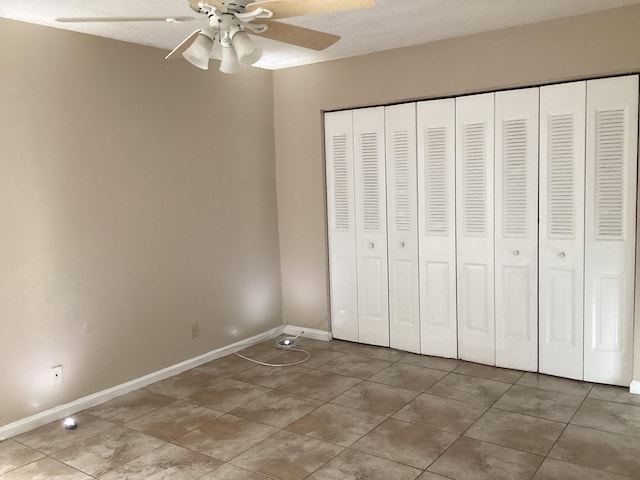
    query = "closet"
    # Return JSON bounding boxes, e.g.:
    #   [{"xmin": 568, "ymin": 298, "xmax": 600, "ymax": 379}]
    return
[{"xmin": 325, "ymin": 74, "xmax": 638, "ymax": 386}]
